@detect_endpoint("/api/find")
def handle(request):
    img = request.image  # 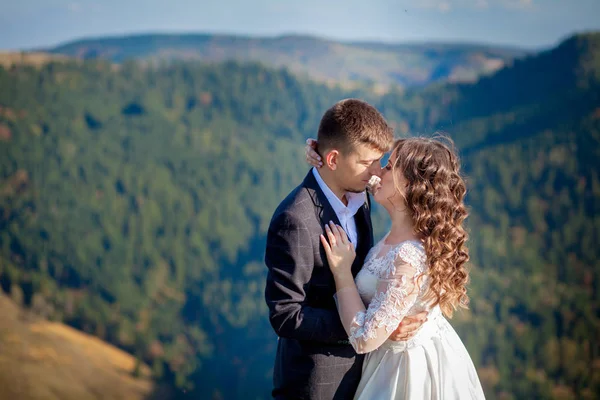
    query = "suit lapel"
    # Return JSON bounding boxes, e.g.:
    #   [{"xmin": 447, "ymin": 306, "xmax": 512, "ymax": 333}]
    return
[
  {"xmin": 303, "ymin": 170, "xmax": 342, "ymax": 229},
  {"xmin": 352, "ymin": 198, "xmax": 373, "ymax": 276},
  {"xmin": 303, "ymin": 171, "xmax": 374, "ymax": 277}
]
